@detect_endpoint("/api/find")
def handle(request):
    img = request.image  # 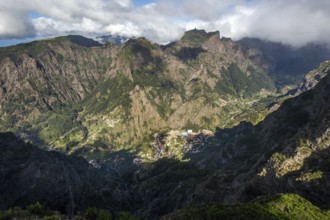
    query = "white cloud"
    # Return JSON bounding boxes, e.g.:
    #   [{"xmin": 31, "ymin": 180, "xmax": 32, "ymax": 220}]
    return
[
  {"xmin": 219, "ymin": 0, "xmax": 330, "ymax": 46},
  {"xmin": 180, "ymin": 0, "xmax": 245, "ymax": 21},
  {"xmin": 104, "ymin": 22, "xmax": 141, "ymax": 37},
  {"xmin": 1, "ymin": 0, "xmax": 330, "ymax": 47},
  {"xmin": 0, "ymin": 6, "xmax": 35, "ymax": 39}
]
